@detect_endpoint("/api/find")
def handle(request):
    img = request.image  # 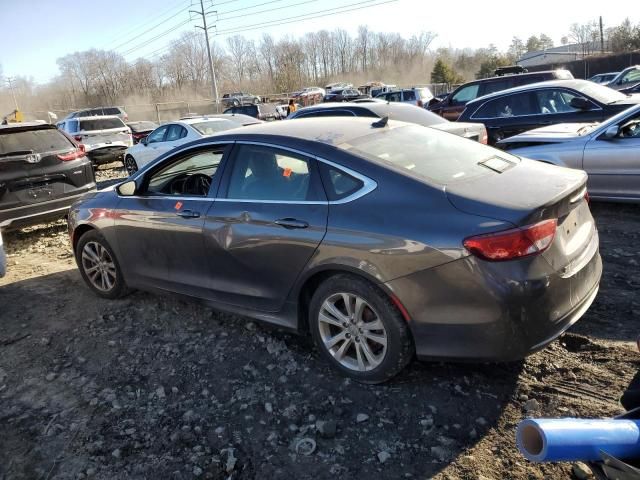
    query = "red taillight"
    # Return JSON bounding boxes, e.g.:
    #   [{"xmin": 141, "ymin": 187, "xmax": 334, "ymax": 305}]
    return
[
  {"xmin": 417, "ymin": 100, "xmax": 424, "ymax": 108},
  {"xmin": 584, "ymin": 191, "xmax": 590, "ymax": 203},
  {"xmin": 74, "ymin": 135, "xmax": 83, "ymax": 142},
  {"xmin": 480, "ymin": 128, "xmax": 489, "ymax": 145},
  {"xmin": 124, "ymin": 114, "xmax": 128, "ymax": 121},
  {"xmin": 463, "ymin": 219, "xmax": 557, "ymax": 261},
  {"xmin": 57, "ymin": 146, "xmax": 85, "ymax": 161}
]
